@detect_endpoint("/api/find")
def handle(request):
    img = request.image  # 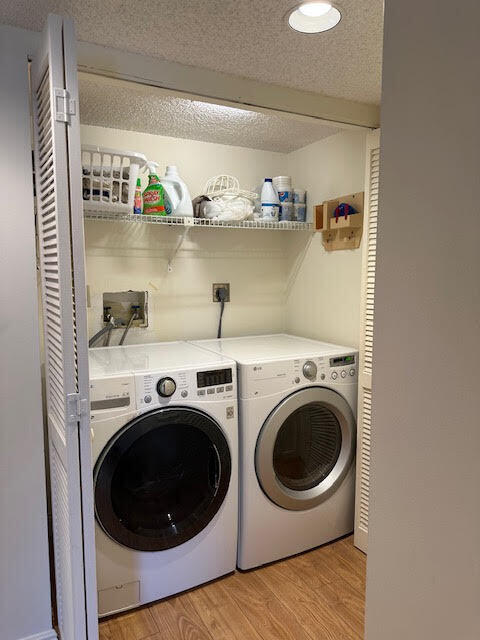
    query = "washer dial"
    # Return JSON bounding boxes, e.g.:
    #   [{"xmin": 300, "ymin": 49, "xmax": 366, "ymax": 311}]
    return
[
  {"xmin": 156, "ymin": 377, "xmax": 176, "ymax": 397},
  {"xmin": 302, "ymin": 360, "xmax": 317, "ymax": 380}
]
